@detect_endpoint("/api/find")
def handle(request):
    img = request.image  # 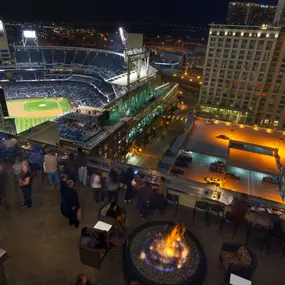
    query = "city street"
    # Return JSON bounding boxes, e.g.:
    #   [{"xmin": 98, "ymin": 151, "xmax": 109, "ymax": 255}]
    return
[{"xmin": 127, "ymin": 92, "xmax": 196, "ymax": 170}]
